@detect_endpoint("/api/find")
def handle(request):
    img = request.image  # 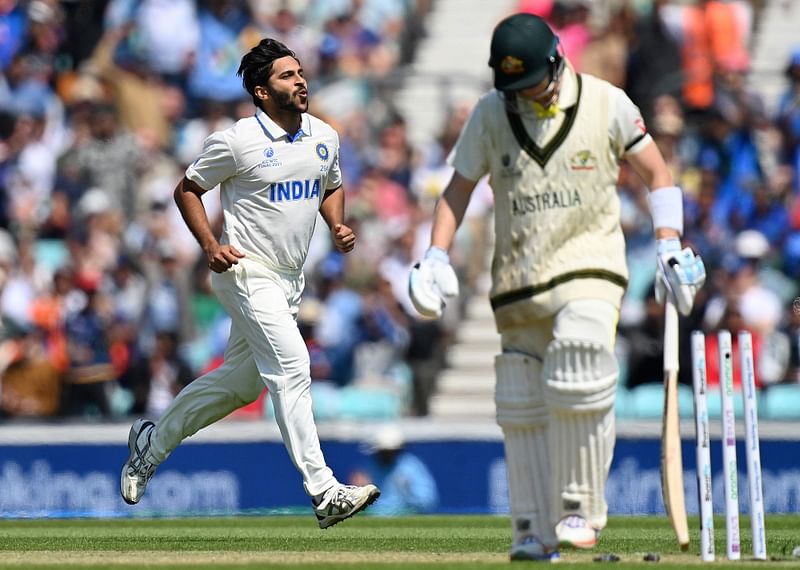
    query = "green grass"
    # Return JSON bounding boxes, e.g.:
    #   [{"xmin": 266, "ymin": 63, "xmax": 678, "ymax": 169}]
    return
[{"xmin": 0, "ymin": 515, "xmax": 798, "ymax": 568}]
